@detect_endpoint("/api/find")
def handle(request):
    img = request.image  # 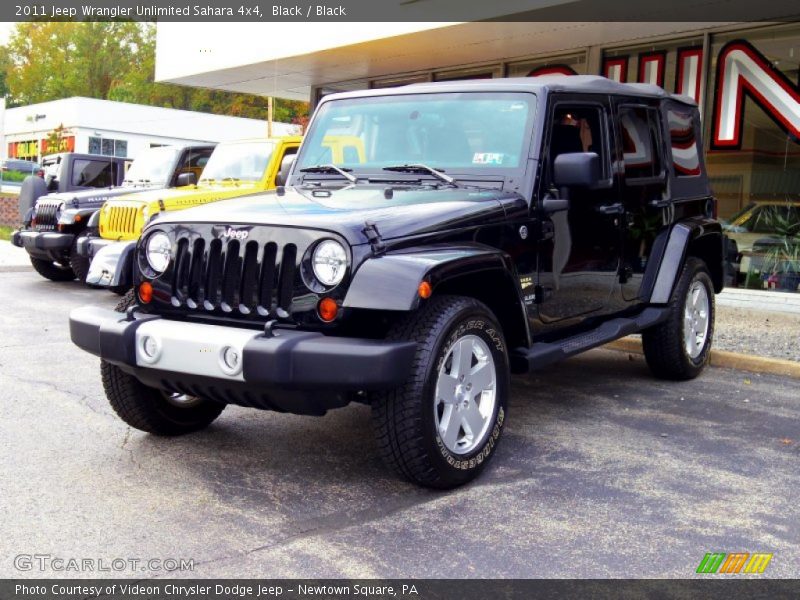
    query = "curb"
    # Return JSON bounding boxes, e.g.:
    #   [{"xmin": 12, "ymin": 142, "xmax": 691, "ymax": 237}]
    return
[{"xmin": 606, "ymin": 337, "xmax": 800, "ymax": 380}]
